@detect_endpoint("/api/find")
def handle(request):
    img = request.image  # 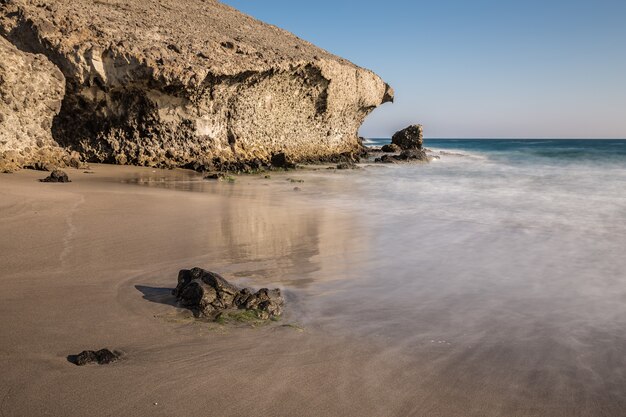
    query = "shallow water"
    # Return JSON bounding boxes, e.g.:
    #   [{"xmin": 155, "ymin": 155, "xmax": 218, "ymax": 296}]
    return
[{"xmin": 160, "ymin": 139, "xmax": 626, "ymax": 414}]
